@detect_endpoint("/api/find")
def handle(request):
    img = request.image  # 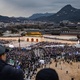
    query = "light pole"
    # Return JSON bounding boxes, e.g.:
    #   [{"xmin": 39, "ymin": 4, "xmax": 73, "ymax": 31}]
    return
[
  {"xmin": 18, "ymin": 37, "xmax": 21, "ymax": 48},
  {"xmin": 77, "ymin": 34, "xmax": 80, "ymax": 44}
]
